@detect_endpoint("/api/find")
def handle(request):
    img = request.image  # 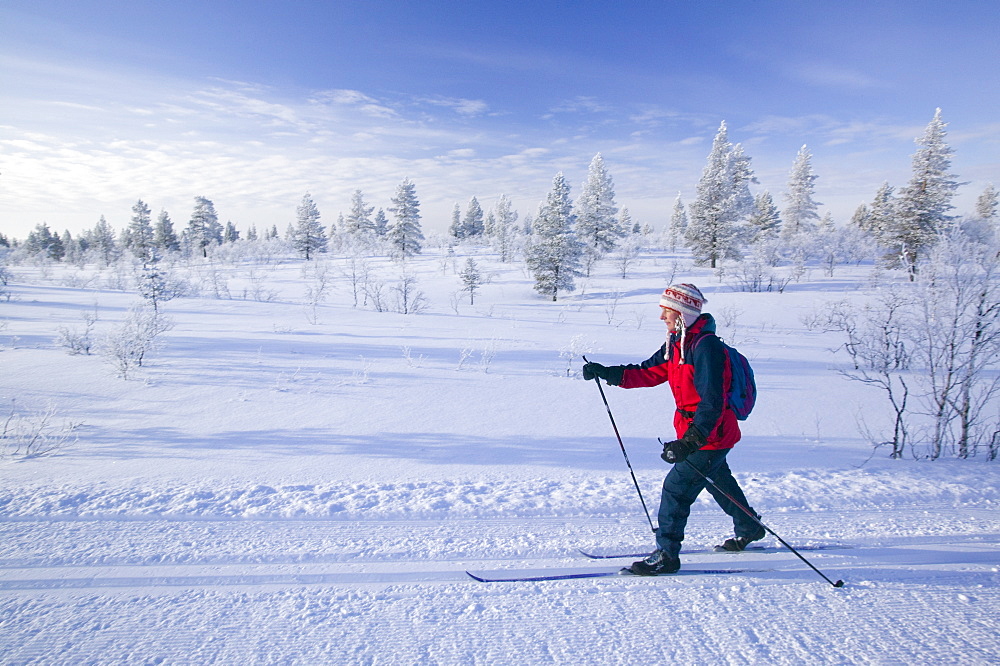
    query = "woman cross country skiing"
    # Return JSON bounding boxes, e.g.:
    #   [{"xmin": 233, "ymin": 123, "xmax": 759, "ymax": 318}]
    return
[{"xmin": 582, "ymin": 284, "xmax": 764, "ymax": 575}]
